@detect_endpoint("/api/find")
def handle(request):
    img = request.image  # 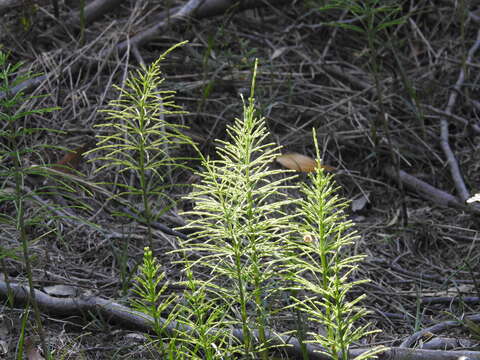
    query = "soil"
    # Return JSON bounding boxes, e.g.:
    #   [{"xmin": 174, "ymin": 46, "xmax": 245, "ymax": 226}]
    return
[{"xmin": 0, "ymin": 0, "xmax": 479, "ymax": 359}]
